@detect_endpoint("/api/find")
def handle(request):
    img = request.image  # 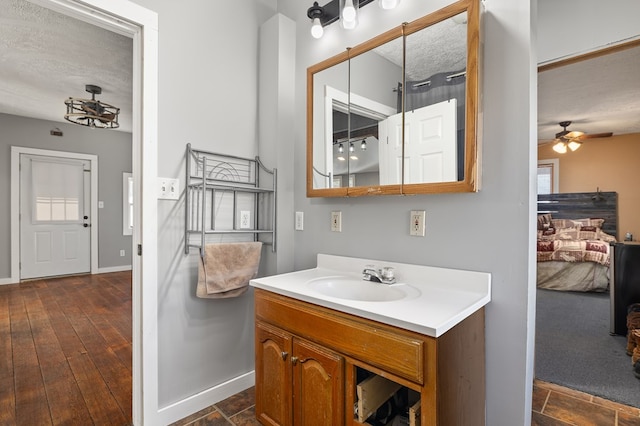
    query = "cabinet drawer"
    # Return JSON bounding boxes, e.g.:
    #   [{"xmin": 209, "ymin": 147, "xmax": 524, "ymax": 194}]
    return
[{"xmin": 255, "ymin": 289, "xmax": 426, "ymax": 384}]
